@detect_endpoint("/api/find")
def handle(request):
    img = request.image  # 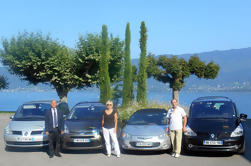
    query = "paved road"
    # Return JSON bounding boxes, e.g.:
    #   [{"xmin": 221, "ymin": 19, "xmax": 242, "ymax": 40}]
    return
[{"xmin": 0, "ymin": 114, "xmax": 250, "ymax": 166}]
